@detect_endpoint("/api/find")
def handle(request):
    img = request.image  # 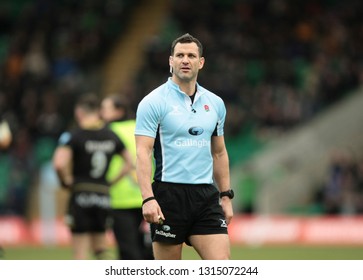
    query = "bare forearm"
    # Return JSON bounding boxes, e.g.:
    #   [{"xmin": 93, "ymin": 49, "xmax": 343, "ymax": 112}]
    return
[
  {"xmin": 213, "ymin": 148, "xmax": 233, "ymax": 224},
  {"xmin": 135, "ymin": 136, "xmax": 155, "ymax": 199},
  {"xmin": 136, "ymin": 152, "xmax": 154, "ymax": 199},
  {"xmin": 53, "ymin": 147, "xmax": 73, "ymax": 188},
  {"xmin": 213, "ymin": 149, "xmax": 230, "ymax": 192},
  {"xmin": 55, "ymin": 168, "xmax": 73, "ymax": 188}
]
